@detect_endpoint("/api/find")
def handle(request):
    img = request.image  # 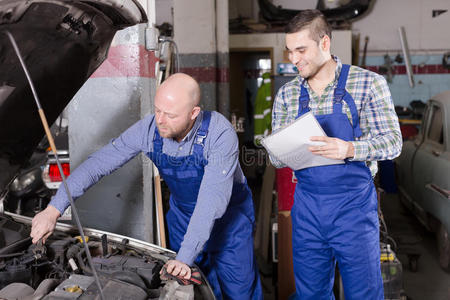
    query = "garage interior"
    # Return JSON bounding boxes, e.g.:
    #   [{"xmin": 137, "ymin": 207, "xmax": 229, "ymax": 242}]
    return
[{"xmin": 1, "ymin": 0, "xmax": 449, "ymax": 299}]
